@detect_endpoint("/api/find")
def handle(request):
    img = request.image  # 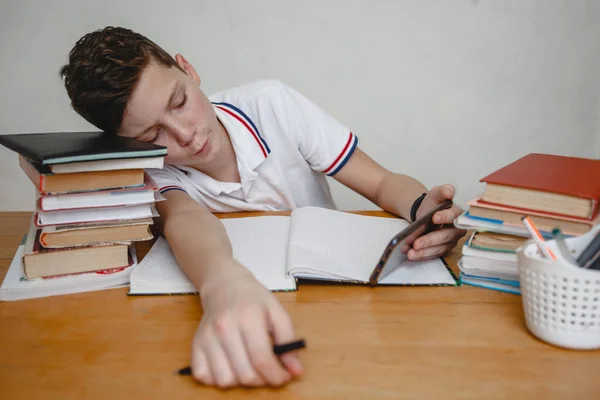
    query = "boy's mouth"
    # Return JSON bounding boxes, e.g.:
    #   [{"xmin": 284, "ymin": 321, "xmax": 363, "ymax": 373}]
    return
[{"xmin": 193, "ymin": 138, "xmax": 209, "ymax": 155}]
